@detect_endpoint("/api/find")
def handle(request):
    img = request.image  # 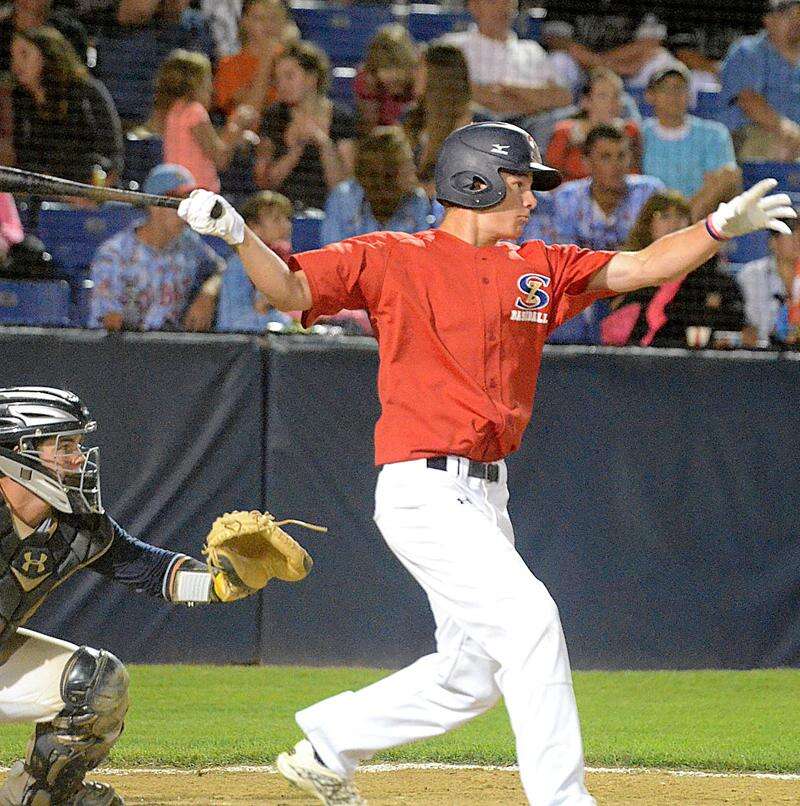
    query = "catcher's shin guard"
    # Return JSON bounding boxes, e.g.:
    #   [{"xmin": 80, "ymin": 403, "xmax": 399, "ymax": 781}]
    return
[{"xmin": 19, "ymin": 646, "xmax": 129, "ymax": 805}]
